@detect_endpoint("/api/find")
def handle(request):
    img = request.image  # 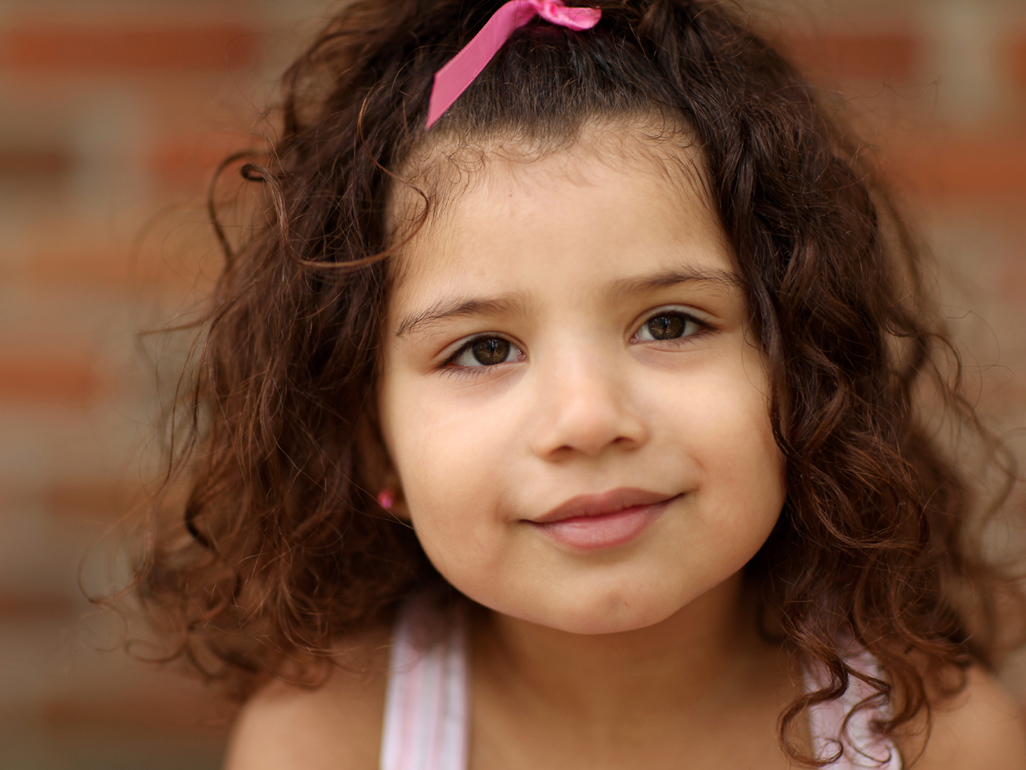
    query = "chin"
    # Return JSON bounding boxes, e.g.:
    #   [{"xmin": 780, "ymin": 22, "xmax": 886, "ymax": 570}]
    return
[{"xmin": 524, "ymin": 591, "xmax": 683, "ymax": 636}]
